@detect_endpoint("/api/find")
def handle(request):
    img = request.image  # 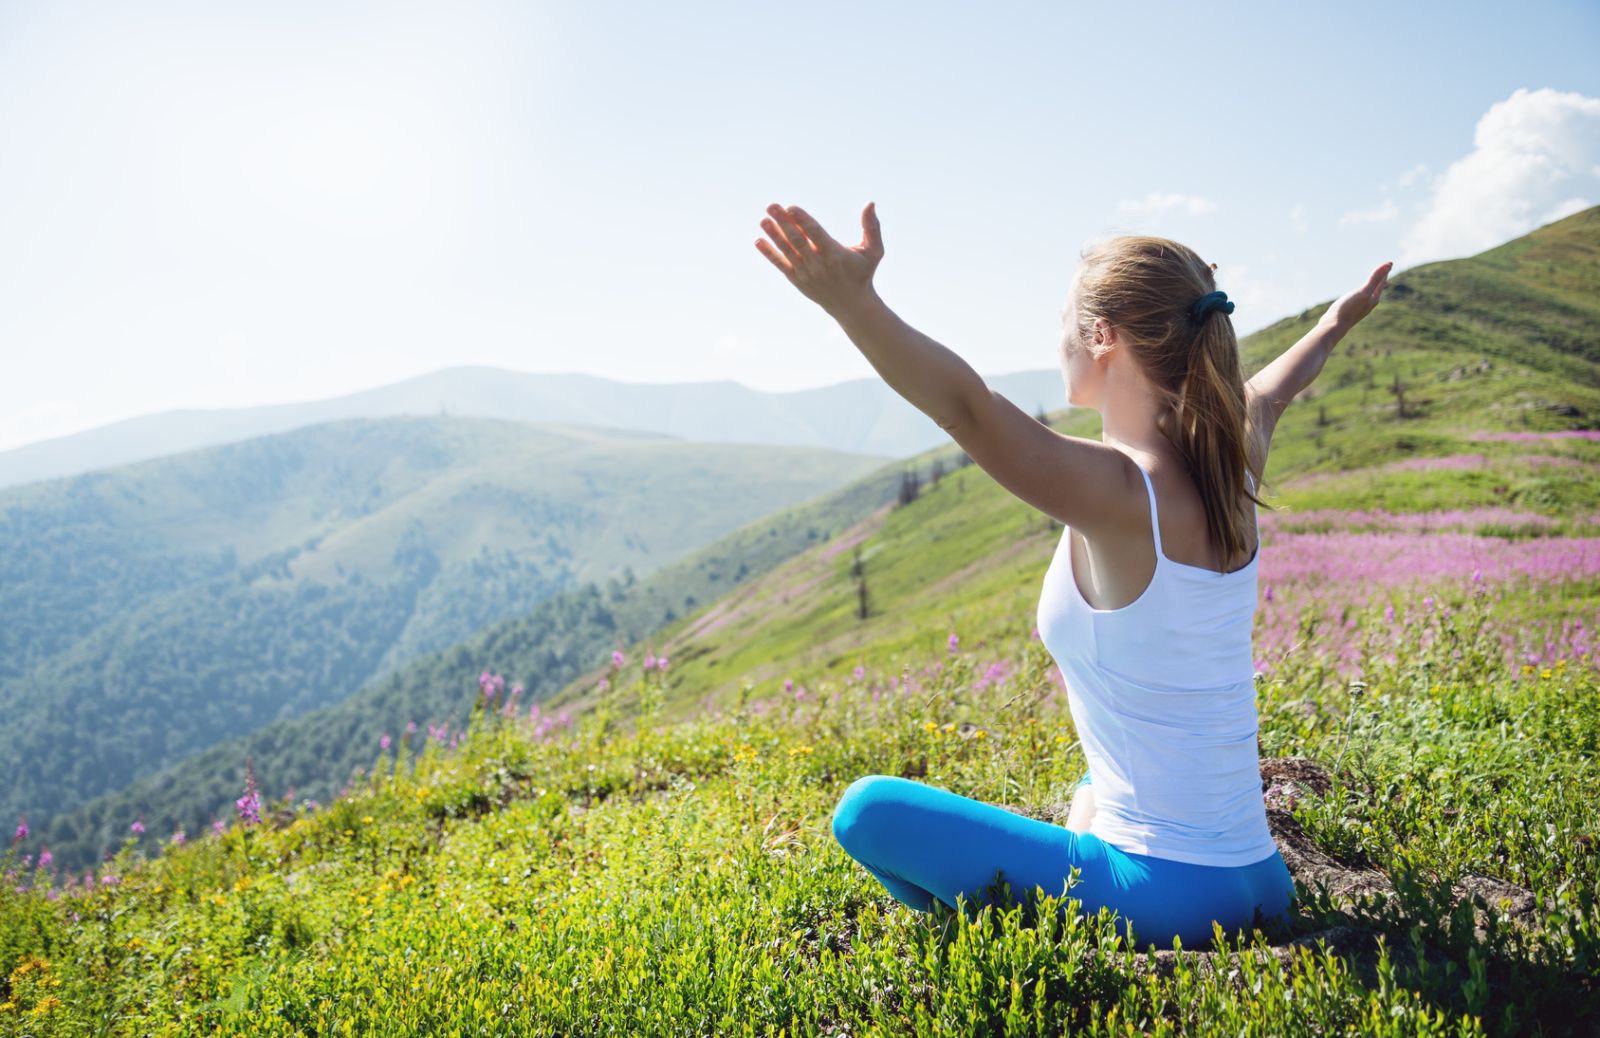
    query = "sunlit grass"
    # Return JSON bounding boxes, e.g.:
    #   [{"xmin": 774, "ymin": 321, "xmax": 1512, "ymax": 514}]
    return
[{"xmin": 3, "ymin": 583, "xmax": 1596, "ymax": 1036}]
